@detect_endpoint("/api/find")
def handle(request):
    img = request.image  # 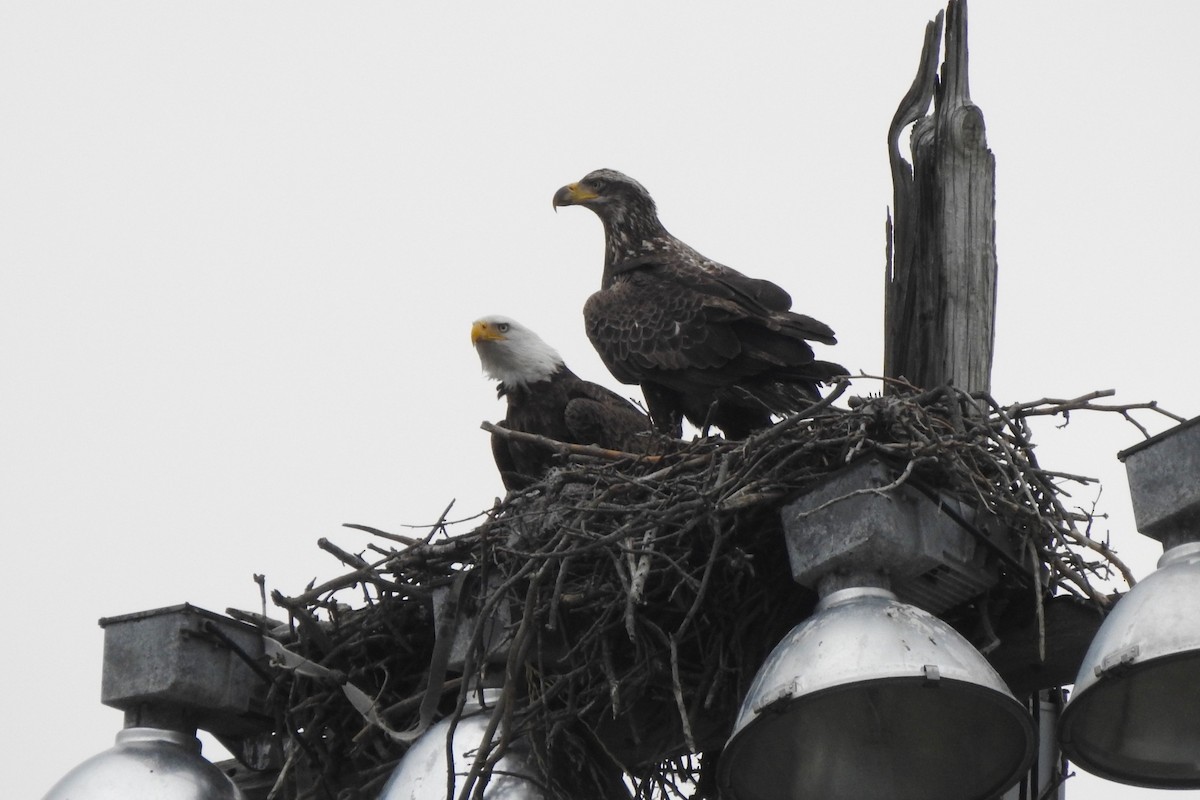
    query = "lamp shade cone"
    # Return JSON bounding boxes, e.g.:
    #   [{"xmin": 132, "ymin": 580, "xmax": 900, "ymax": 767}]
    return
[
  {"xmin": 379, "ymin": 689, "xmax": 547, "ymax": 800},
  {"xmin": 718, "ymin": 587, "xmax": 1035, "ymax": 800},
  {"xmin": 41, "ymin": 727, "xmax": 243, "ymax": 800},
  {"xmin": 1059, "ymin": 542, "xmax": 1200, "ymax": 788}
]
